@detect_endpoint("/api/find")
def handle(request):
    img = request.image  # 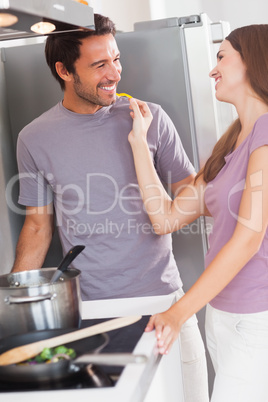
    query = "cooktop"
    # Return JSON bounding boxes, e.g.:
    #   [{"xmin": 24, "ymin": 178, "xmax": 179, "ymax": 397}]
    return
[{"xmin": 0, "ymin": 315, "xmax": 149, "ymax": 392}]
